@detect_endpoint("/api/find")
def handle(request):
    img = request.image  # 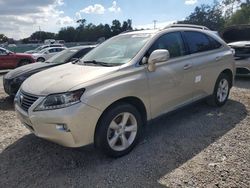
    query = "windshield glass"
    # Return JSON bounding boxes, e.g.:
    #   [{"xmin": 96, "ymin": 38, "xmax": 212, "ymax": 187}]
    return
[
  {"xmin": 46, "ymin": 49, "xmax": 77, "ymax": 64},
  {"xmin": 34, "ymin": 46, "xmax": 46, "ymax": 52},
  {"xmin": 81, "ymin": 33, "xmax": 152, "ymax": 65}
]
